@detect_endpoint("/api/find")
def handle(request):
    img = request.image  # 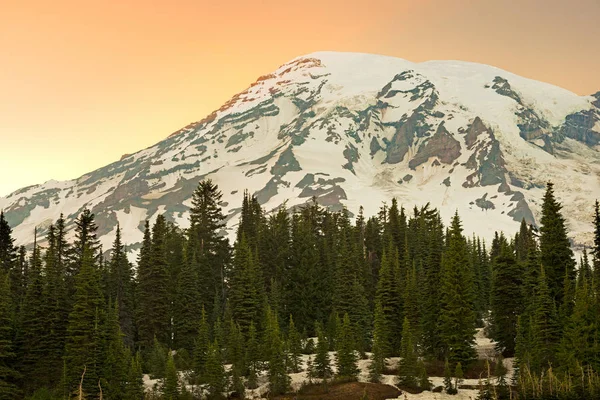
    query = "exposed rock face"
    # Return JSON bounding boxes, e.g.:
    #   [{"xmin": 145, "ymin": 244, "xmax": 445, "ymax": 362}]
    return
[
  {"xmin": 409, "ymin": 123, "xmax": 461, "ymax": 169},
  {"xmin": 1, "ymin": 51, "xmax": 599, "ymax": 254}
]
